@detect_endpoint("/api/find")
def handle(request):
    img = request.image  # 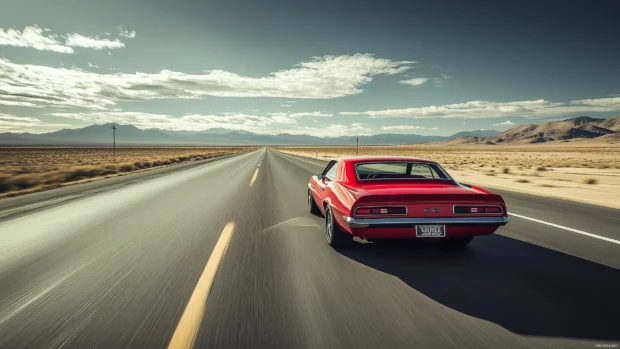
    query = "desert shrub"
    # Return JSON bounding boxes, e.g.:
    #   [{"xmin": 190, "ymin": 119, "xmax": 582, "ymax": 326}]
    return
[
  {"xmin": 583, "ymin": 178, "xmax": 598, "ymax": 185},
  {"xmin": 103, "ymin": 165, "xmax": 117, "ymax": 174},
  {"xmin": 133, "ymin": 161, "xmax": 145, "ymax": 169},
  {"xmin": 119, "ymin": 163, "xmax": 134, "ymax": 172},
  {"xmin": 502, "ymin": 167, "xmax": 510, "ymax": 174},
  {"xmin": 0, "ymin": 173, "xmax": 13, "ymax": 193},
  {"xmin": 536, "ymin": 167, "xmax": 547, "ymax": 171},
  {"xmin": 142, "ymin": 161, "xmax": 152, "ymax": 168},
  {"xmin": 9, "ymin": 174, "xmax": 40, "ymax": 189},
  {"xmin": 61, "ymin": 166, "xmax": 107, "ymax": 182},
  {"xmin": 515, "ymin": 179, "xmax": 530, "ymax": 183}
]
